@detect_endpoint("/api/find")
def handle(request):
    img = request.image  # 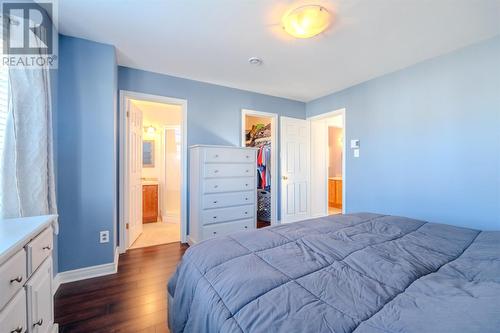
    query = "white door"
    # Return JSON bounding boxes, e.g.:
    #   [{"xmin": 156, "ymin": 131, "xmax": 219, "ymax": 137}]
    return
[
  {"xmin": 280, "ymin": 116, "xmax": 311, "ymax": 223},
  {"xmin": 128, "ymin": 100, "xmax": 143, "ymax": 247}
]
